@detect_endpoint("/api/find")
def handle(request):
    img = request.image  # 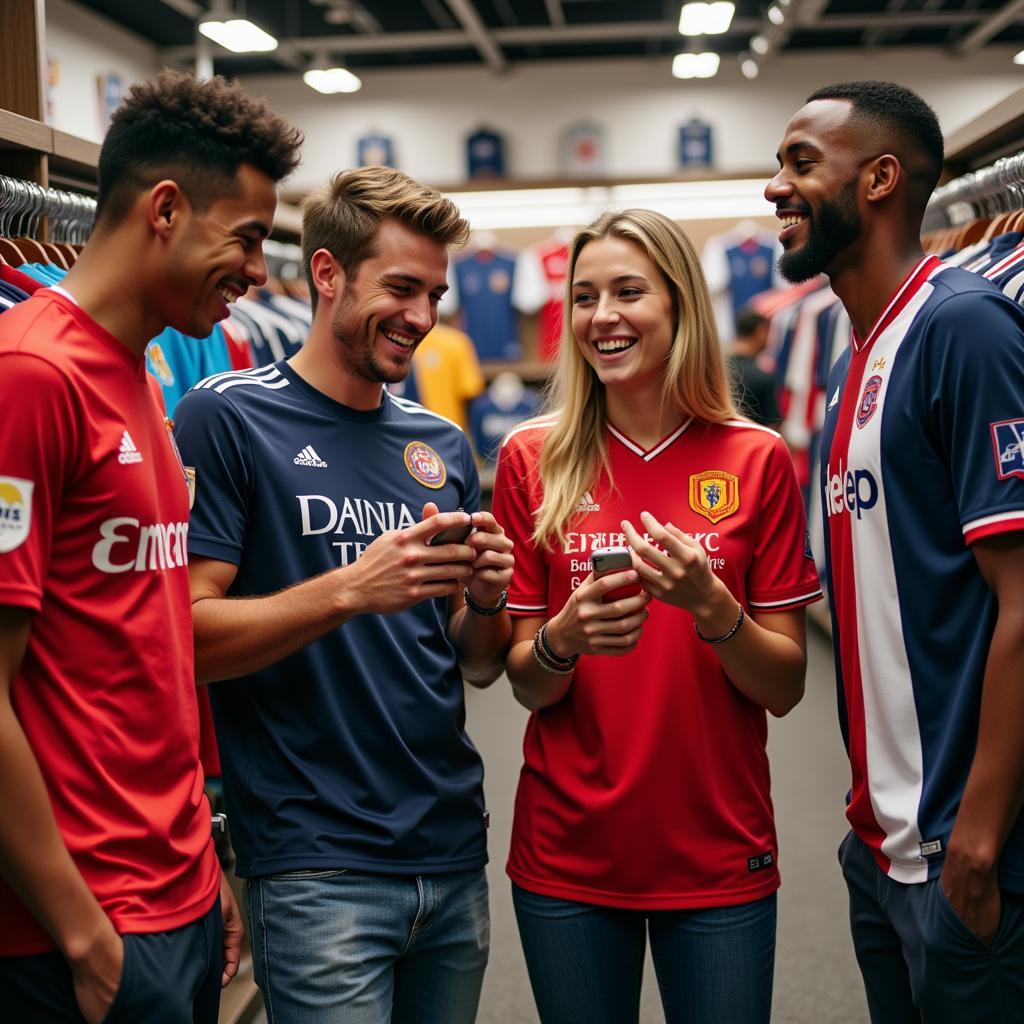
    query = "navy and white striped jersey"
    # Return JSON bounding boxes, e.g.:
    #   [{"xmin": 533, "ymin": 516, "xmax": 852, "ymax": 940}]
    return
[{"xmin": 820, "ymin": 256, "xmax": 1024, "ymax": 889}]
